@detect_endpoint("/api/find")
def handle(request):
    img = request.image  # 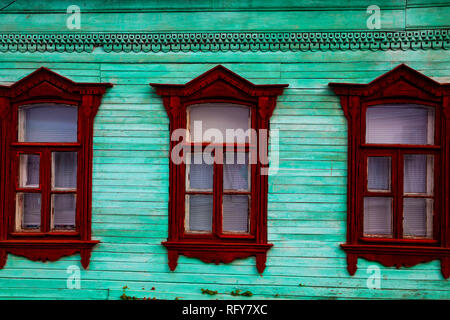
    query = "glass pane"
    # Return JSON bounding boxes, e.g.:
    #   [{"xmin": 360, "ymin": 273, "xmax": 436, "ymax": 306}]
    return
[
  {"xmin": 224, "ymin": 152, "xmax": 249, "ymax": 191},
  {"xmin": 367, "ymin": 157, "xmax": 391, "ymax": 191},
  {"xmin": 223, "ymin": 195, "xmax": 249, "ymax": 233},
  {"xmin": 366, "ymin": 104, "xmax": 434, "ymax": 145},
  {"xmin": 186, "ymin": 153, "xmax": 213, "ymax": 191},
  {"xmin": 52, "ymin": 152, "xmax": 77, "ymax": 190},
  {"xmin": 189, "ymin": 103, "xmax": 250, "ymax": 143},
  {"xmin": 19, "ymin": 104, "xmax": 78, "ymax": 142},
  {"xmin": 16, "ymin": 193, "xmax": 41, "ymax": 230},
  {"xmin": 404, "ymin": 154, "xmax": 434, "ymax": 195},
  {"xmin": 52, "ymin": 194, "xmax": 76, "ymax": 230},
  {"xmin": 403, "ymin": 198, "xmax": 433, "ymax": 238},
  {"xmin": 363, "ymin": 197, "xmax": 392, "ymax": 237},
  {"xmin": 19, "ymin": 154, "xmax": 40, "ymax": 188},
  {"xmin": 186, "ymin": 195, "xmax": 213, "ymax": 232}
]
